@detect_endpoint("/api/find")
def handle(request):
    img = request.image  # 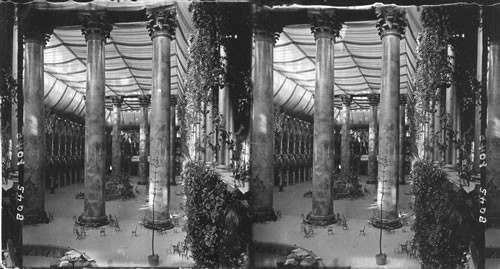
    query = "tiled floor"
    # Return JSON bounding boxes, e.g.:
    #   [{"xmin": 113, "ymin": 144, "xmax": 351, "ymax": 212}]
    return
[{"xmin": 23, "ymin": 176, "xmax": 194, "ymax": 267}]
